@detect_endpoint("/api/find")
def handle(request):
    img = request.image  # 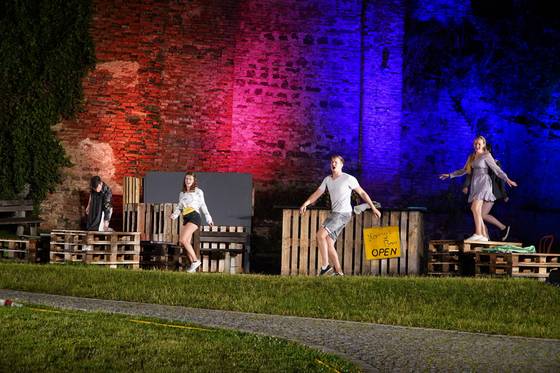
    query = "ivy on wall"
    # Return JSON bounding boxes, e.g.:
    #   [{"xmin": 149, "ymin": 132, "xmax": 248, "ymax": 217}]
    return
[{"xmin": 0, "ymin": 0, "xmax": 95, "ymax": 204}]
